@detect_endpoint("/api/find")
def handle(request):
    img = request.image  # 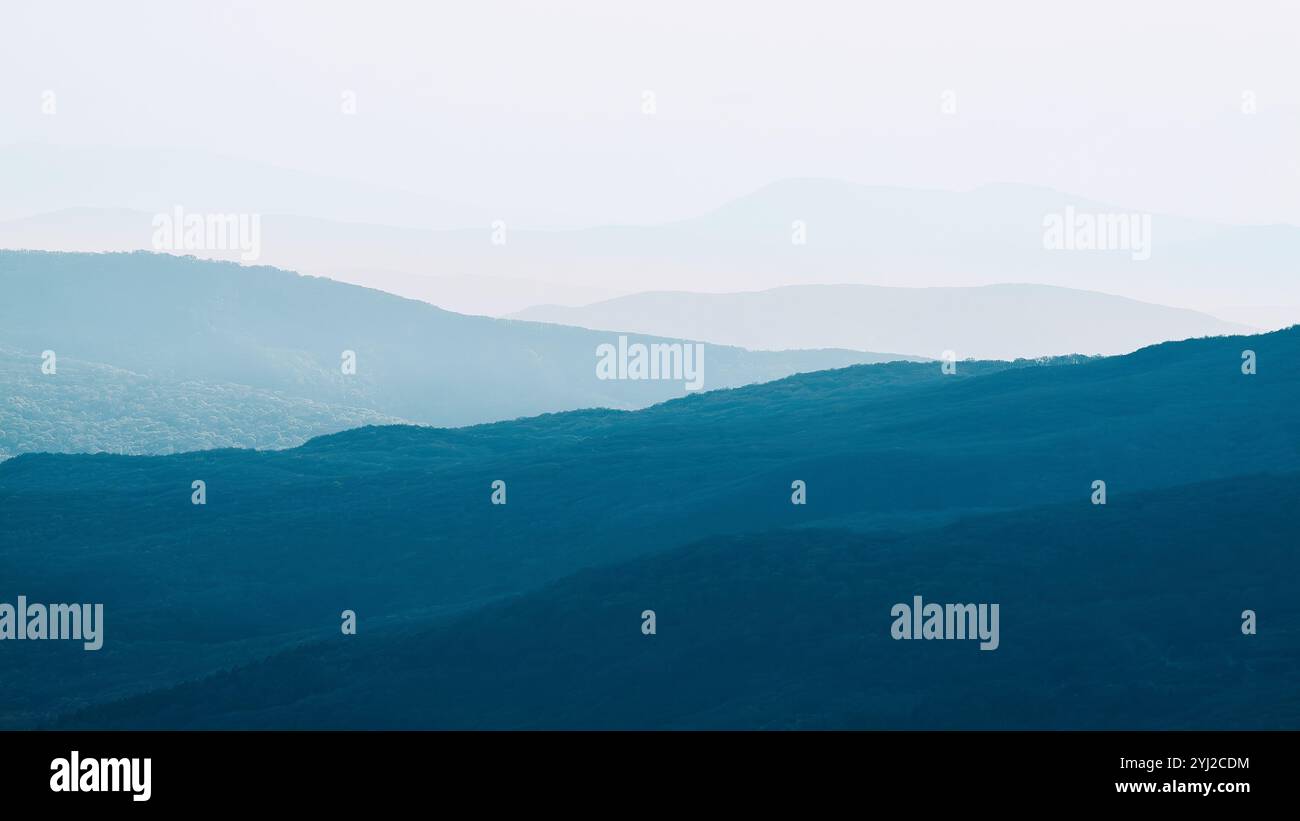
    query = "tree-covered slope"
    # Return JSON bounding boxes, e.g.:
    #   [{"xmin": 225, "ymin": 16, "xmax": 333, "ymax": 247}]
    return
[
  {"xmin": 0, "ymin": 346, "xmax": 407, "ymax": 460},
  {"xmin": 58, "ymin": 472, "xmax": 1300, "ymax": 729}
]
